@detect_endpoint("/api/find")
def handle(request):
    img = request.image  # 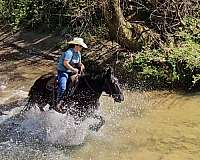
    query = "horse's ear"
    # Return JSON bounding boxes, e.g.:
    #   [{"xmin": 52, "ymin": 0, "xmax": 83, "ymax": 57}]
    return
[{"xmin": 103, "ymin": 67, "xmax": 113, "ymax": 78}]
